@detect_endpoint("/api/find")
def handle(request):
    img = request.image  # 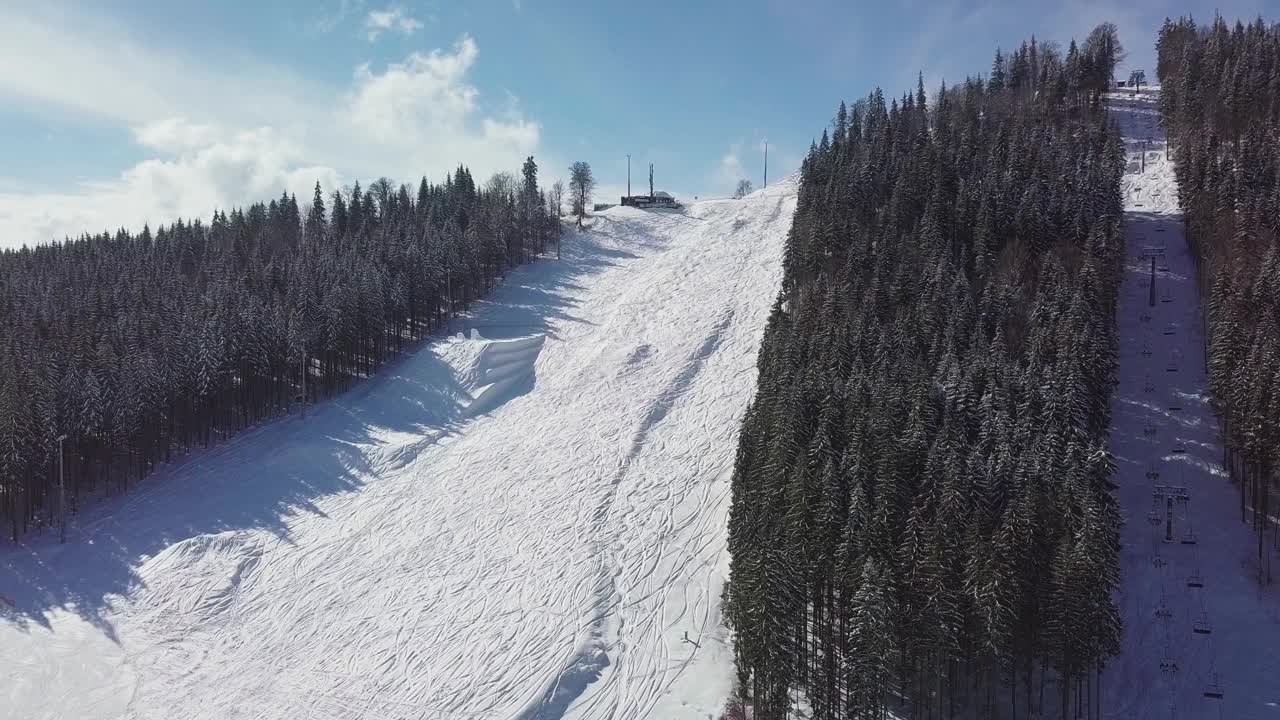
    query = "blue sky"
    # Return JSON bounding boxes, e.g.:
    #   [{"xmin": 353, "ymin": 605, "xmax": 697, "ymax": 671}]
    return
[{"xmin": 0, "ymin": 0, "xmax": 1267, "ymax": 247}]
